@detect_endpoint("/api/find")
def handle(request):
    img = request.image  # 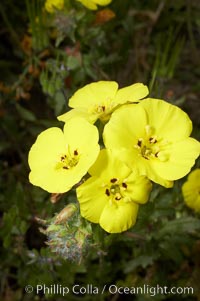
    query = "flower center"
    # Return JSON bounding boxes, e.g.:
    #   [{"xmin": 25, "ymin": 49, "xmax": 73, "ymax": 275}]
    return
[
  {"xmin": 96, "ymin": 105, "xmax": 106, "ymax": 113},
  {"xmin": 104, "ymin": 178, "xmax": 128, "ymax": 201},
  {"xmin": 136, "ymin": 137, "xmax": 158, "ymax": 160},
  {"xmin": 110, "ymin": 184, "xmax": 120, "ymax": 195},
  {"xmin": 89, "ymin": 99, "xmax": 115, "ymax": 122},
  {"xmin": 134, "ymin": 125, "xmax": 169, "ymax": 162},
  {"xmin": 56, "ymin": 148, "xmax": 79, "ymax": 170},
  {"xmin": 89, "ymin": 104, "xmax": 106, "ymax": 116}
]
